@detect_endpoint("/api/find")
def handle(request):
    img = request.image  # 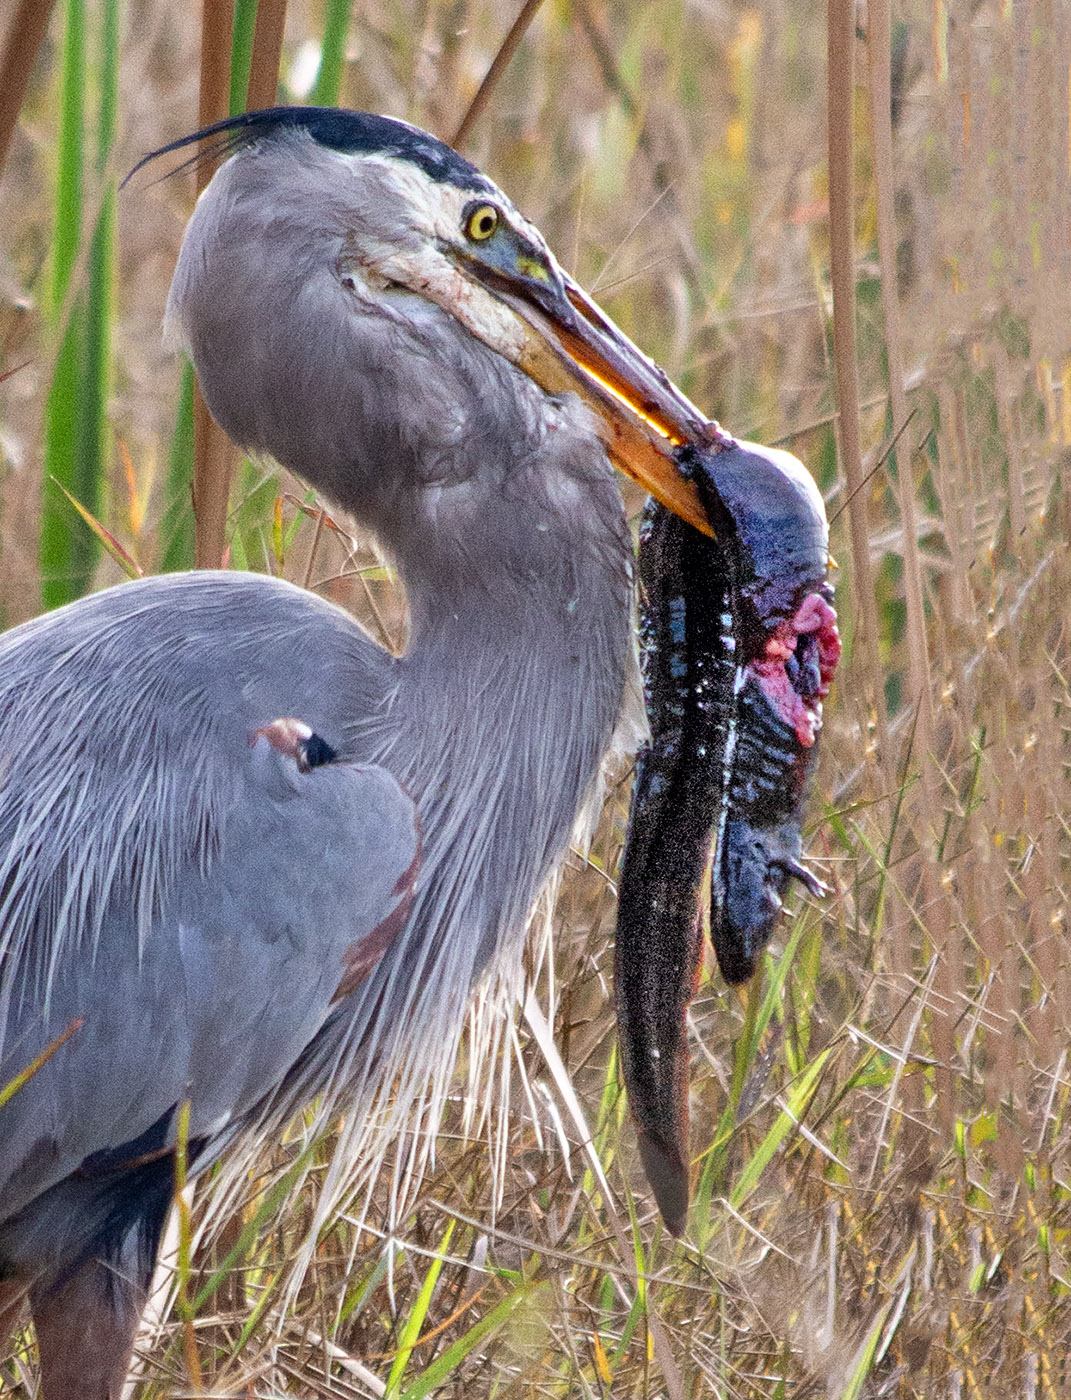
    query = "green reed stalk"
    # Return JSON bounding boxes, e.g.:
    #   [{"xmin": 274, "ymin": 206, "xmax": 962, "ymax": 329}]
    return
[
  {"xmin": 311, "ymin": 0, "xmax": 350, "ymax": 105},
  {"xmin": 40, "ymin": 0, "xmax": 87, "ymax": 608}
]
